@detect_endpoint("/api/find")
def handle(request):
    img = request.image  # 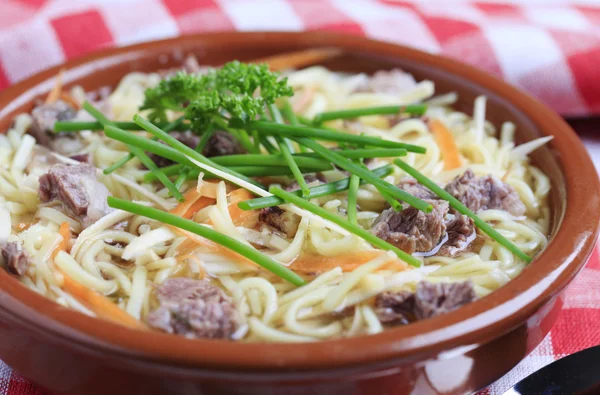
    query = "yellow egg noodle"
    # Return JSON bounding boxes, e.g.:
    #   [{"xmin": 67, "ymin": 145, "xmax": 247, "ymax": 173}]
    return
[{"xmin": 0, "ymin": 66, "xmax": 550, "ymax": 342}]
